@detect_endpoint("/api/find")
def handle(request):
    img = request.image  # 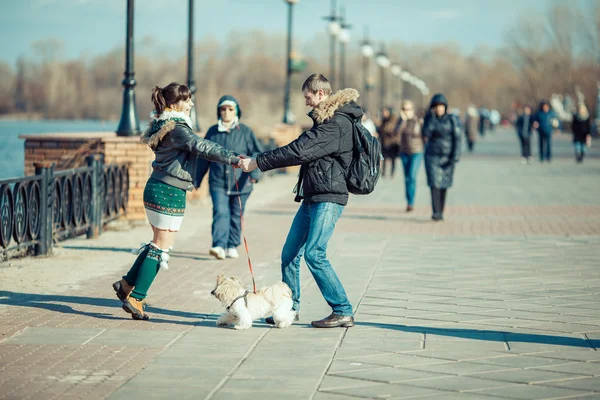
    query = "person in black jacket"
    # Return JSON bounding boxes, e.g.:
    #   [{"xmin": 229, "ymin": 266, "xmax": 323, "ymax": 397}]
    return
[
  {"xmin": 423, "ymin": 93, "xmax": 461, "ymax": 221},
  {"xmin": 572, "ymin": 103, "xmax": 592, "ymax": 163},
  {"xmin": 515, "ymin": 105, "xmax": 534, "ymax": 164},
  {"xmin": 197, "ymin": 95, "xmax": 263, "ymax": 260},
  {"xmin": 241, "ymin": 74, "xmax": 356, "ymax": 328},
  {"xmin": 112, "ymin": 83, "xmax": 241, "ymax": 320}
]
